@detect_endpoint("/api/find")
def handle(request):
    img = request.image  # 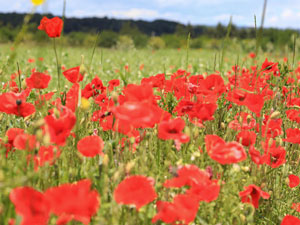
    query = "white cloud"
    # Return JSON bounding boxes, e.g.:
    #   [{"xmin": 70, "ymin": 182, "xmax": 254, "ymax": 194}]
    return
[{"xmin": 110, "ymin": 8, "xmax": 159, "ymax": 19}]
